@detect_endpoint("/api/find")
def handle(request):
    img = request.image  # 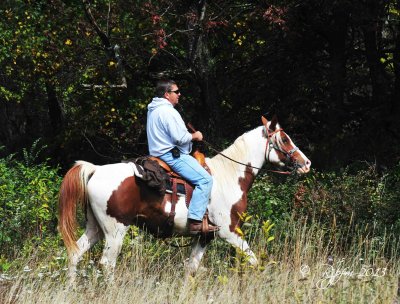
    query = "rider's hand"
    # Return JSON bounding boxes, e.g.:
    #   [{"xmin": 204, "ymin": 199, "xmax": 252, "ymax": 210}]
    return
[{"xmin": 192, "ymin": 131, "xmax": 203, "ymax": 141}]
